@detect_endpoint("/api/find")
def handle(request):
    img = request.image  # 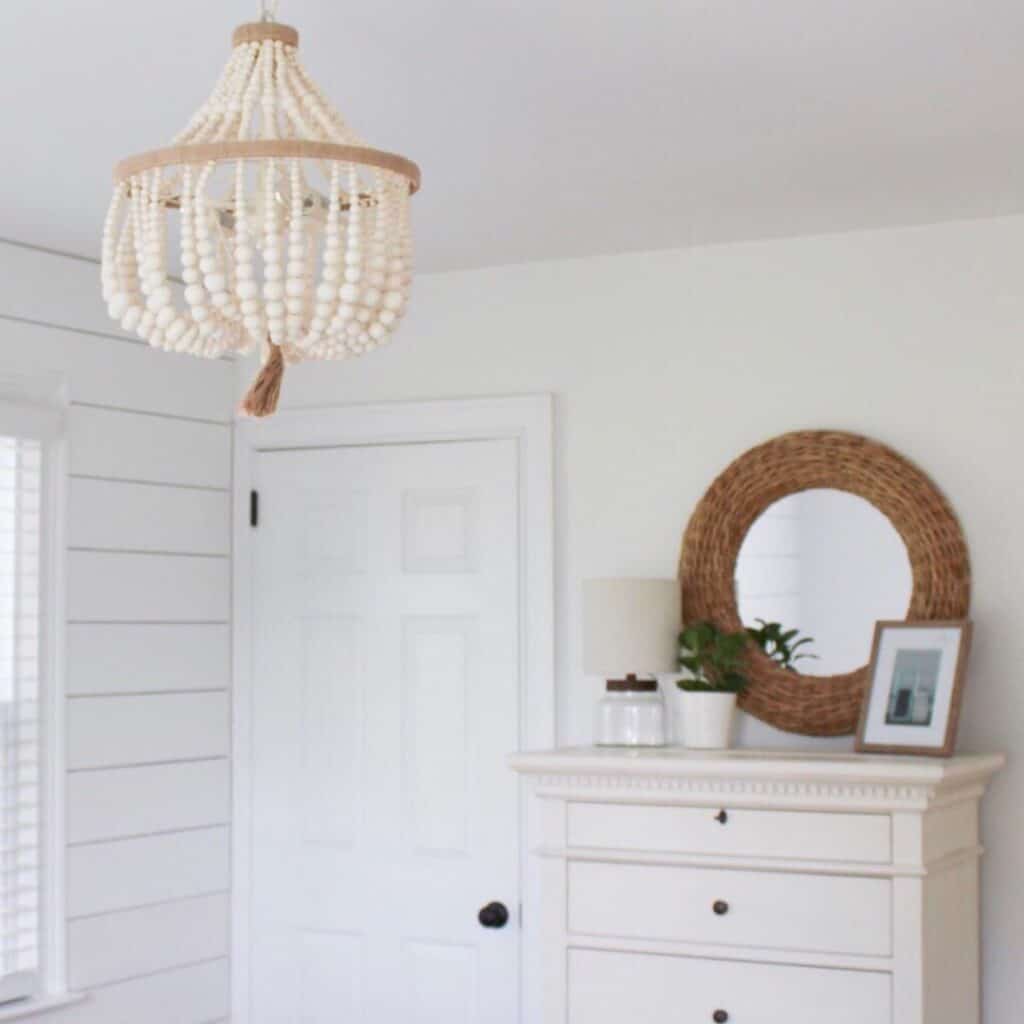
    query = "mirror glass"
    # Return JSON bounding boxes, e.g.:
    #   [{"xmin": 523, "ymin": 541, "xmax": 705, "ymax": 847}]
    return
[{"xmin": 735, "ymin": 489, "xmax": 913, "ymax": 675}]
